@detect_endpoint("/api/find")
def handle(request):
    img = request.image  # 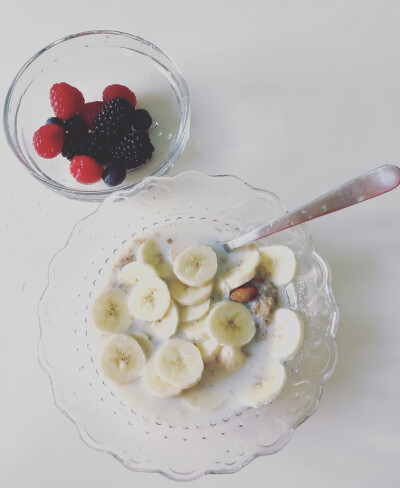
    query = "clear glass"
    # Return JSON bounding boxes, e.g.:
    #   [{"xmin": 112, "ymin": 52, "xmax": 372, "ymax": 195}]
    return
[
  {"xmin": 4, "ymin": 30, "xmax": 190, "ymax": 201},
  {"xmin": 38, "ymin": 171, "xmax": 338, "ymax": 480}
]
